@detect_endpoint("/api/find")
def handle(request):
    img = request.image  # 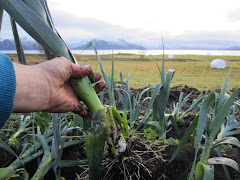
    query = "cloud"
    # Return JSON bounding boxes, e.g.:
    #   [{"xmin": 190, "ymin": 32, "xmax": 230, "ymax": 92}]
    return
[
  {"xmin": 1, "ymin": 8, "xmax": 240, "ymax": 50},
  {"xmin": 228, "ymin": 8, "xmax": 240, "ymax": 22},
  {"xmin": 162, "ymin": 30, "xmax": 240, "ymax": 49},
  {"xmin": 52, "ymin": 11, "xmax": 123, "ymax": 39},
  {"xmin": 51, "ymin": 10, "xmax": 170, "ymax": 45},
  {"xmin": 51, "ymin": 11, "xmax": 159, "ymax": 44},
  {"xmin": 170, "ymin": 30, "xmax": 240, "ymax": 41},
  {"xmin": 50, "ymin": 10, "xmax": 240, "ymax": 49}
]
